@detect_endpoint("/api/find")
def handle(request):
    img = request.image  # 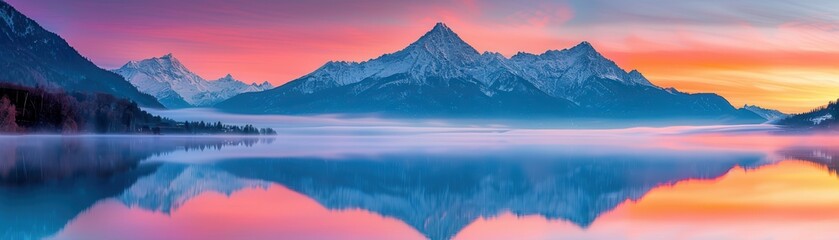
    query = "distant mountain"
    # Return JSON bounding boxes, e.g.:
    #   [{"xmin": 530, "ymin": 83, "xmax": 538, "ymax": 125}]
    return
[
  {"xmin": 742, "ymin": 104, "xmax": 788, "ymax": 122},
  {"xmin": 0, "ymin": 2, "xmax": 163, "ymax": 108},
  {"xmin": 778, "ymin": 99, "xmax": 838, "ymax": 129},
  {"xmin": 113, "ymin": 54, "xmax": 273, "ymax": 108},
  {"xmin": 218, "ymin": 23, "xmax": 761, "ymax": 122}
]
